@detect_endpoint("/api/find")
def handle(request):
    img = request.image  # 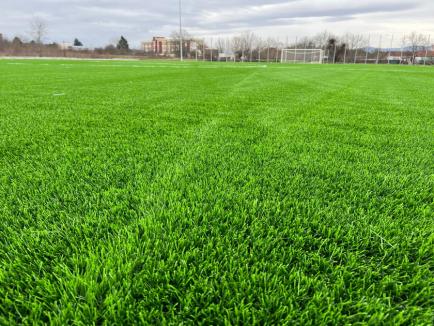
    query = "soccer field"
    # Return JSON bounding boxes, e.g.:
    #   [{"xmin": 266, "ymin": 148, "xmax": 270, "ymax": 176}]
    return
[{"xmin": 0, "ymin": 59, "xmax": 433, "ymax": 324}]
